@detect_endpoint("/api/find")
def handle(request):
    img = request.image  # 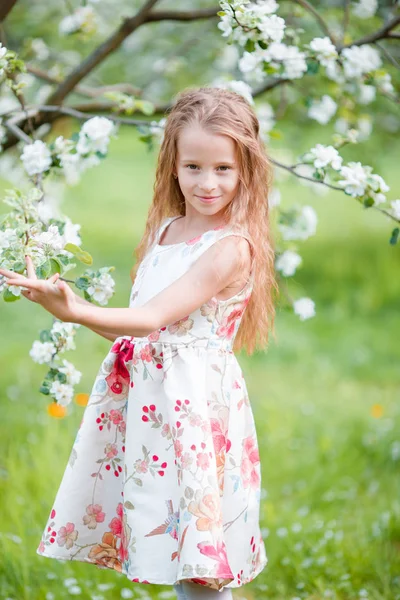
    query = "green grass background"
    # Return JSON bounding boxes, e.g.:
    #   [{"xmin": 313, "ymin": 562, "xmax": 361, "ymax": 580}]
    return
[{"xmin": 0, "ymin": 127, "xmax": 399, "ymax": 600}]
